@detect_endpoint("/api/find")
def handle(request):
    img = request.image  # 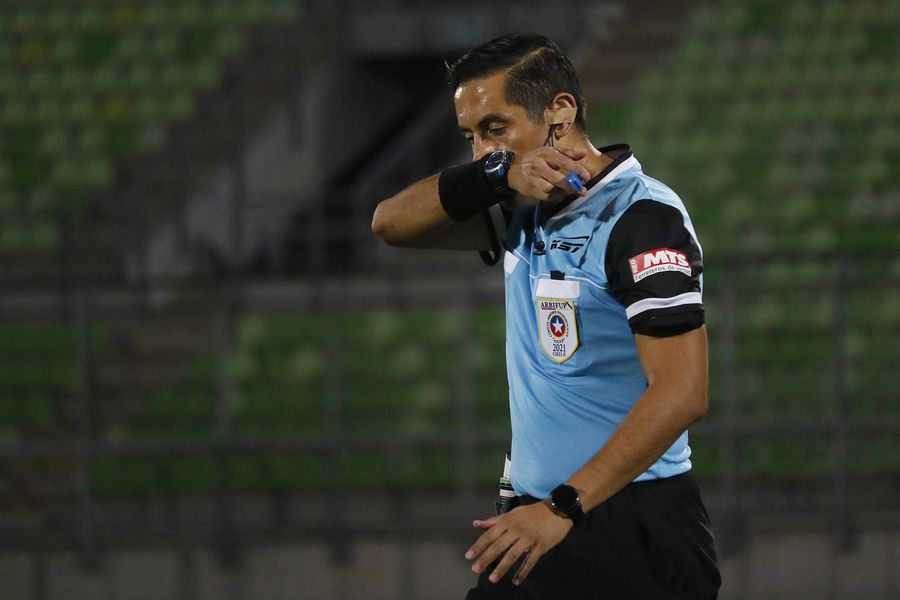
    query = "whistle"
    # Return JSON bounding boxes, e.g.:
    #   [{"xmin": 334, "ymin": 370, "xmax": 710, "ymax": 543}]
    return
[{"xmin": 565, "ymin": 171, "xmax": 585, "ymax": 193}]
